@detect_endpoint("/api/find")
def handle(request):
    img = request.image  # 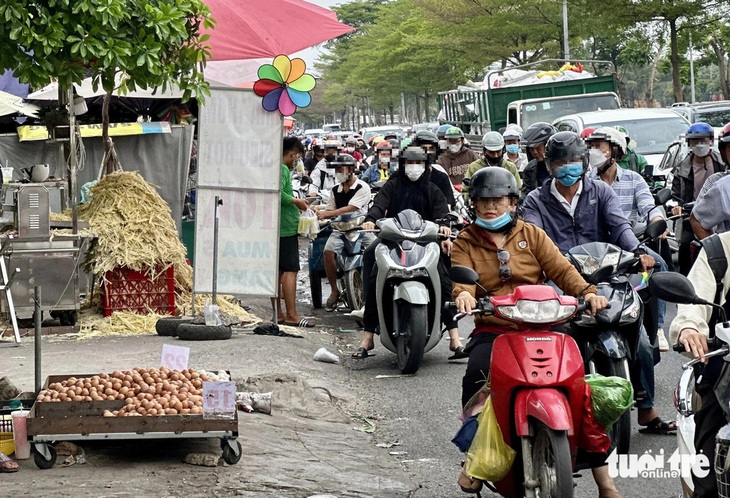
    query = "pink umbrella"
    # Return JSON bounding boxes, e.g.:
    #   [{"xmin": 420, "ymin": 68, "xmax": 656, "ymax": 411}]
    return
[{"xmin": 203, "ymin": 0, "xmax": 355, "ymax": 61}]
